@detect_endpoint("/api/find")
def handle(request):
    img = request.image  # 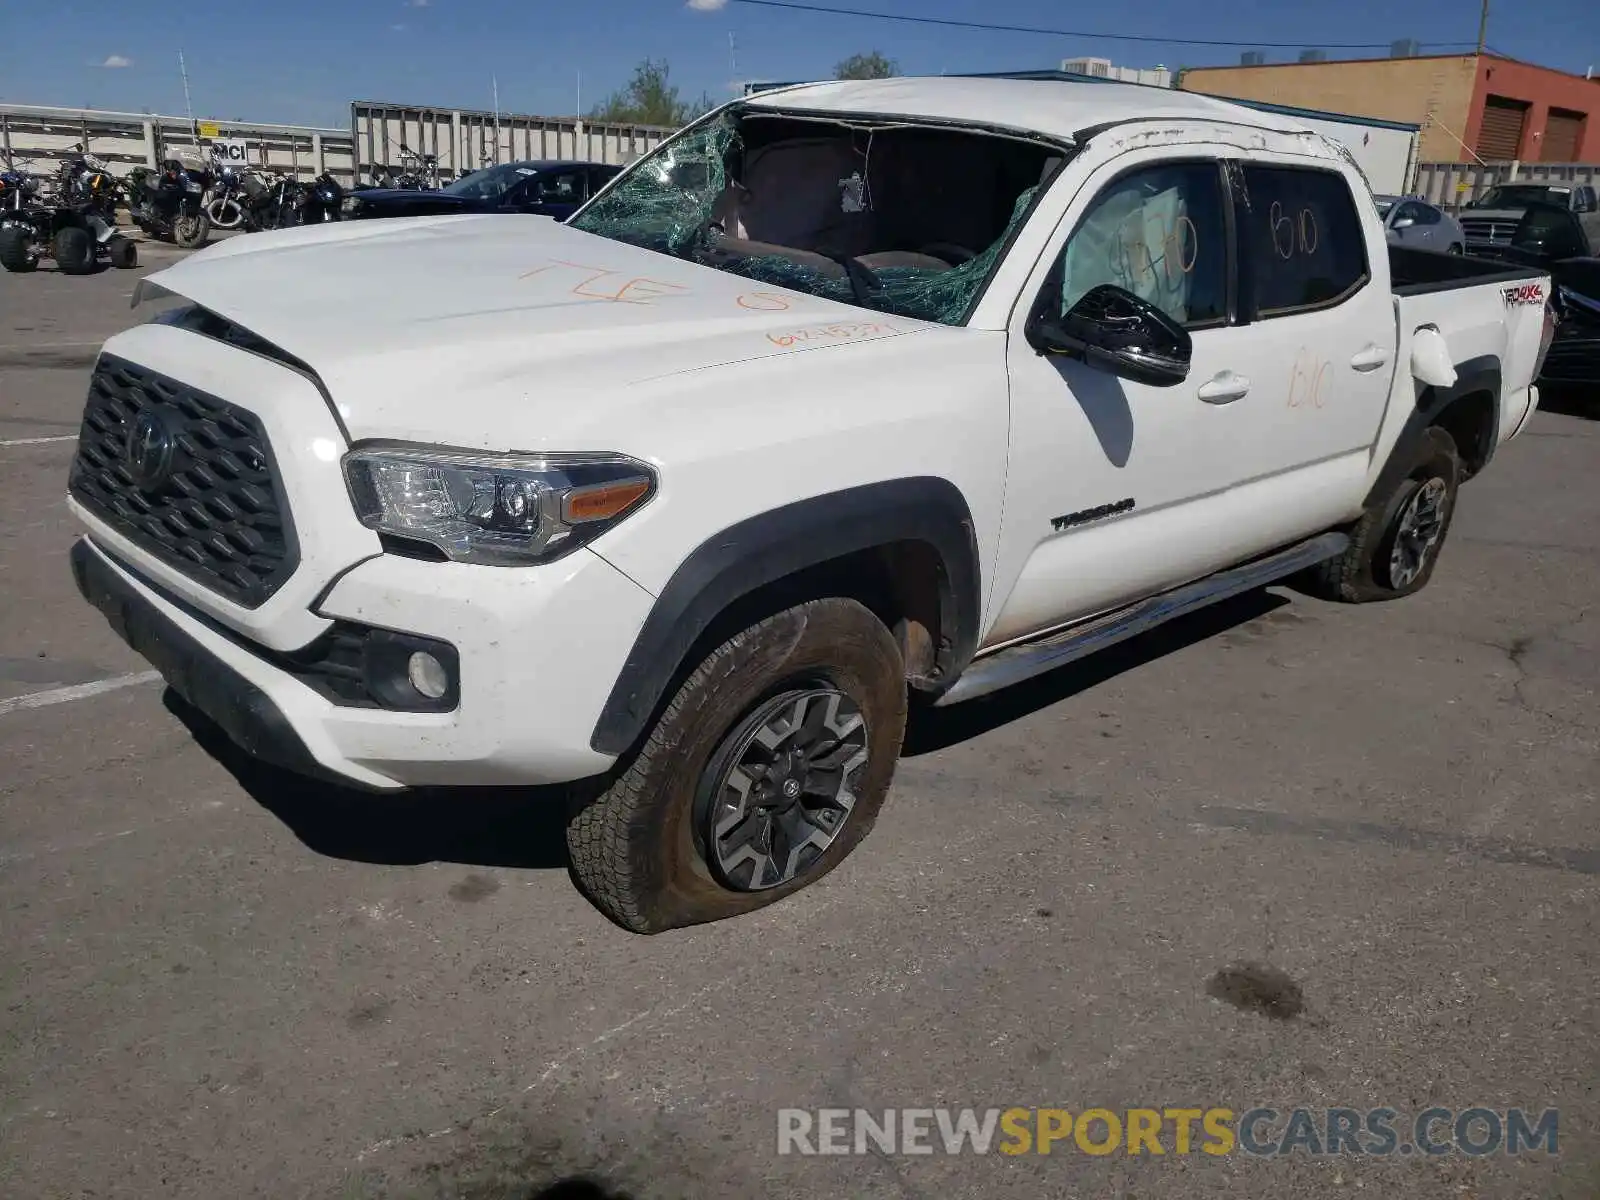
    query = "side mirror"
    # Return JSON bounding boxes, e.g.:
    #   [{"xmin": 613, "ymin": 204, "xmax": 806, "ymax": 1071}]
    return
[
  {"xmin": 1392, "ymin": 216, "xmax": 1416, "ymax": 229},
  {"xmin": 1027, "ymin": 284, "xmax": 1192, "ymax": 388}
]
